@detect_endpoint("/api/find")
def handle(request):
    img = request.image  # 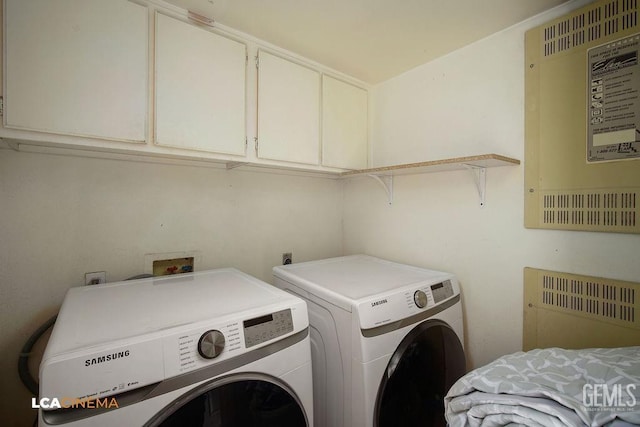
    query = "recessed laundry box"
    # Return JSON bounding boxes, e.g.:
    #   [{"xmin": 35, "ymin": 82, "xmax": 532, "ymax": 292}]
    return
[
  {"xmin": 273, "ymin": 255, "xmax": 466, "ymax": 427},
  {"xmin": 39, "ymin": 269, "xmax": 313, "ymax": 426}
]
